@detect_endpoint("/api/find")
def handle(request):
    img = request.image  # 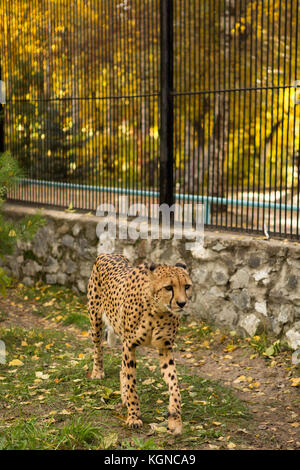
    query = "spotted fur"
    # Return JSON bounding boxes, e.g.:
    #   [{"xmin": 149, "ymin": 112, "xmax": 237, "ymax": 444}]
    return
[{"xmin": 87, "ymin": 253, "xmax": 192, "ymax": 434}]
